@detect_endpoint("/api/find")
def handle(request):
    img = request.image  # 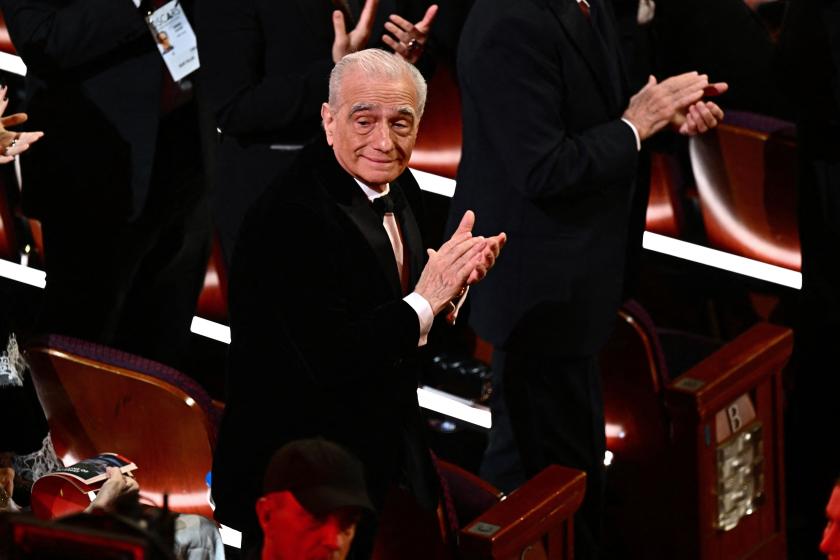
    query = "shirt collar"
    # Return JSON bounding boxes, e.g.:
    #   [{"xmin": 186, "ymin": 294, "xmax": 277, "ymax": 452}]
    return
[{"xmin": 354, "ymin": 178, "xmax": 390, "ymax": 202}]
